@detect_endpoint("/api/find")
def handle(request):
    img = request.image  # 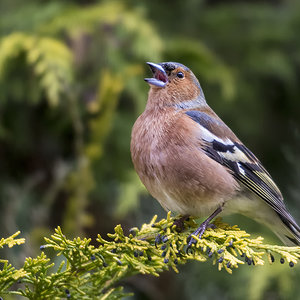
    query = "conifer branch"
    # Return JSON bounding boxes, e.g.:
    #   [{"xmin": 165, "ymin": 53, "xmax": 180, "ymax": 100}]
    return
[{"xmin": 1, "ymin": 213, "xmax": 300, "ymax": 299}]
